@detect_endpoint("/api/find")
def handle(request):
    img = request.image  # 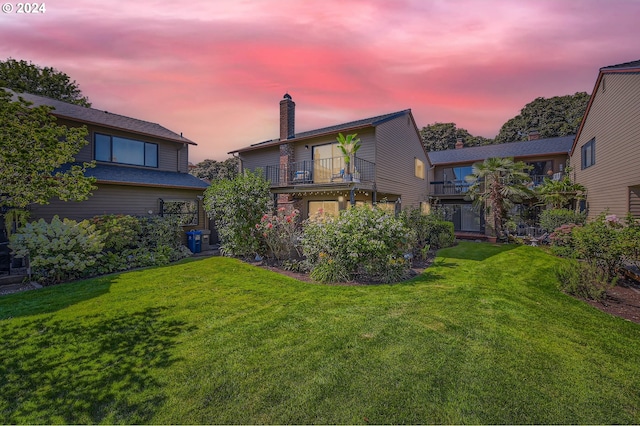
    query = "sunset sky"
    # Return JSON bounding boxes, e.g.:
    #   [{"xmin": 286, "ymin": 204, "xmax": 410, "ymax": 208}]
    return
[{"xmin": 1, "ymin": 0, "xmax": 639, "ymax": 163}]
